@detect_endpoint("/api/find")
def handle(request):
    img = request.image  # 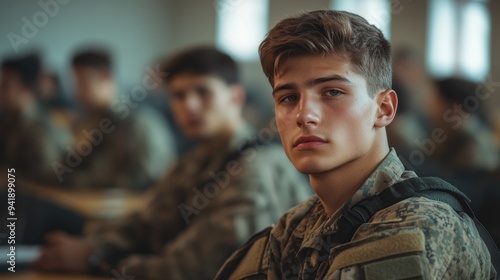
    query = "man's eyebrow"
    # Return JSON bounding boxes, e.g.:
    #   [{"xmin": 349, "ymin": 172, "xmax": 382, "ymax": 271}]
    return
[
  {"xmin": 305, "ymin": 75, "xmax": 352, "ymax": 88},
  {"xmin": 272, "ymin": 74, "xmax": 352, "ymax": 96},
  {"xmin": 272, "ymin": 83, "xmax": 297, "ymax": 96}
]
